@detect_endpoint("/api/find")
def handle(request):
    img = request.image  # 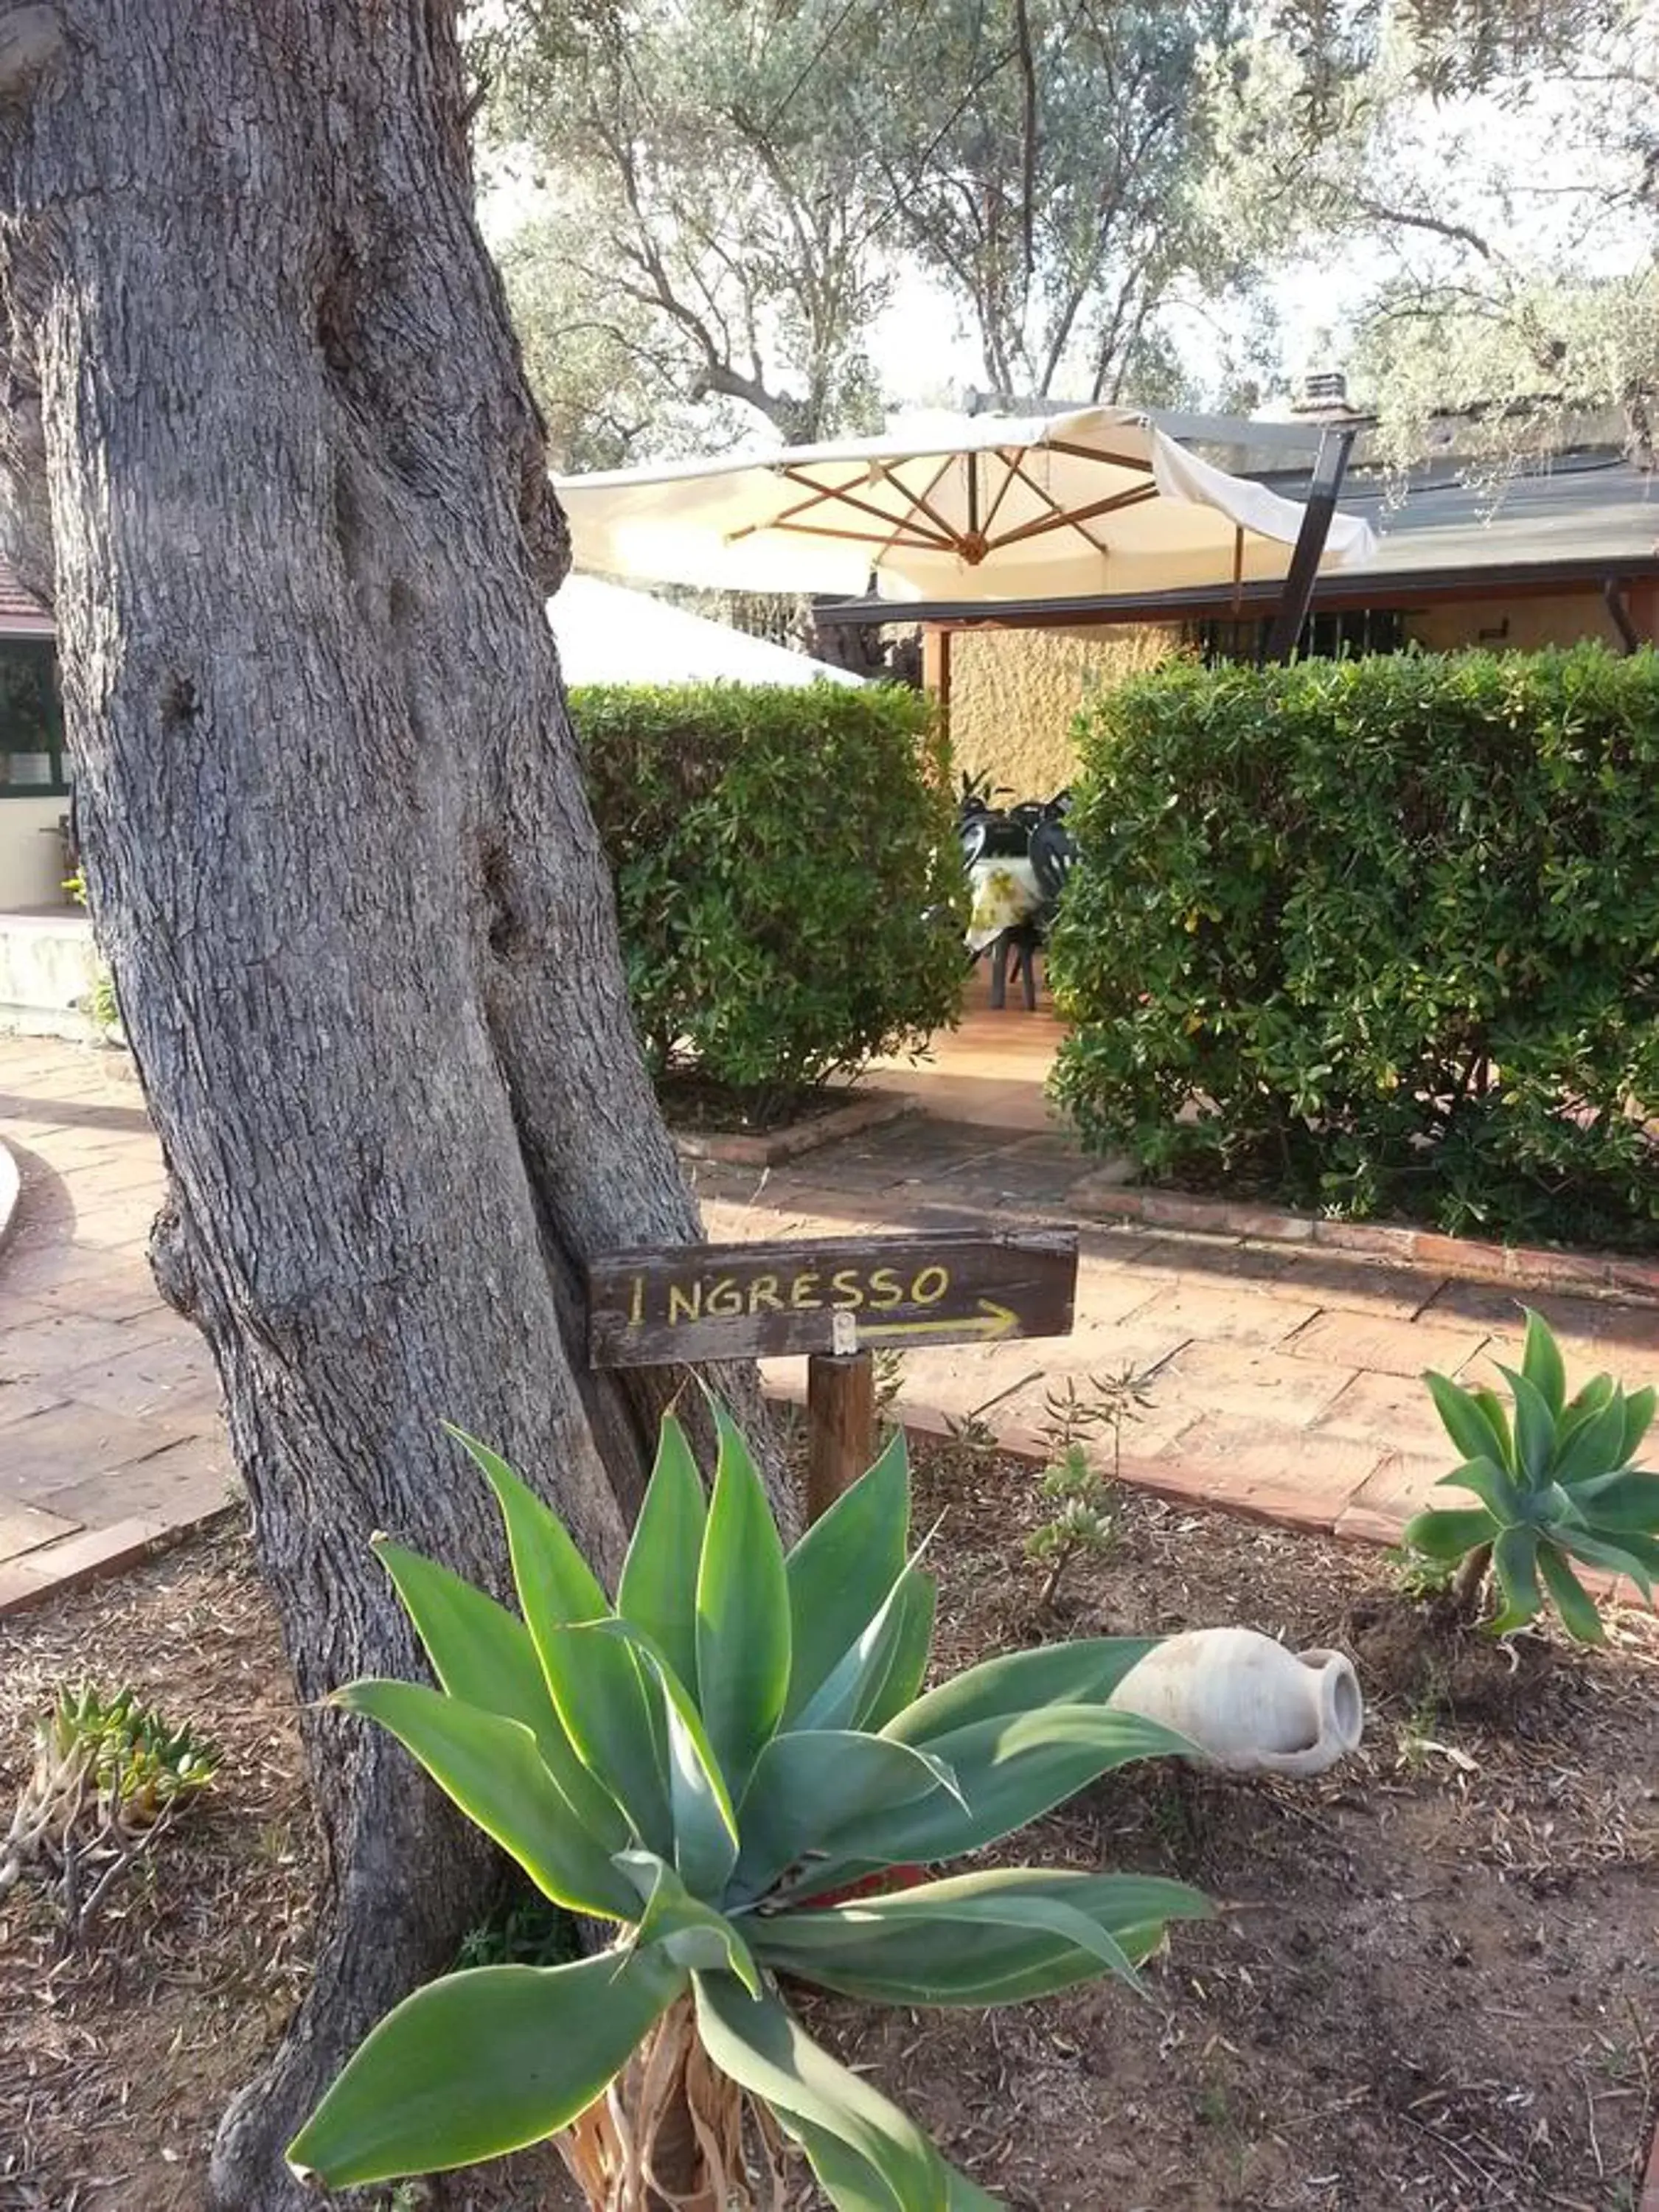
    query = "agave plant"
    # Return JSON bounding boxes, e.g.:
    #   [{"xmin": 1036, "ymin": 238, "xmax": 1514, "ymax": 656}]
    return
[
  {"xmin": 1404, "ymin": 1308, "xmax": 1659, "ymax": 1642},
  {"xmin": 288, "ymin": 1409, "xmax": 1210, "ymax": 2208}
]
